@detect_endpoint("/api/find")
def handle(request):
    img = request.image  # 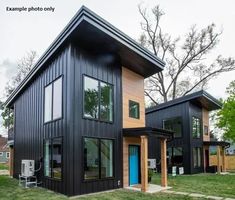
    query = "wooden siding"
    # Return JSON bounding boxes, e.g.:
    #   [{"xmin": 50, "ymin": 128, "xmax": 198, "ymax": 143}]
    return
[
  {"xmin": 202, "ymin": 108, "xmax": 210, "ymax": 141},
  {"xmin": 123, "ymin": 137, "xmax": 140, "ymax": 187},
  {"xmin": 122, "ymin": 67, "xmax": 145, "ymax": 128}
]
